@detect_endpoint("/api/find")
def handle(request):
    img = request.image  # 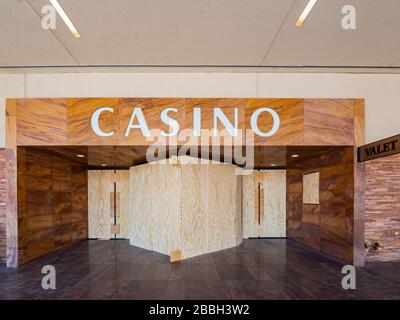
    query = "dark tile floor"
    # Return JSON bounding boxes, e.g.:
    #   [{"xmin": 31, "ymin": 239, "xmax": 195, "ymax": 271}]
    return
[{"xmin": 0, "ymin": 239, "xmax": 399, "ymax": 300}]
